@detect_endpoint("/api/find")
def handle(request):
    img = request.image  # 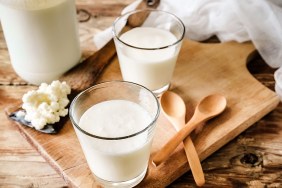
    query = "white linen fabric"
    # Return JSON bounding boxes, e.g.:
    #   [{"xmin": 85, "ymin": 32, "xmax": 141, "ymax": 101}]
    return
[{"xmin": 93, "ymin": 0, "xmax": 282, "ymax": 100}]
